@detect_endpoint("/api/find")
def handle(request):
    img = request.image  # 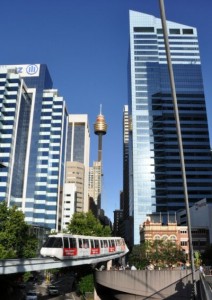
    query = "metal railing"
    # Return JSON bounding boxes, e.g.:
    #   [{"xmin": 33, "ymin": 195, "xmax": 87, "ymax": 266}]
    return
[{"xmin": 199, "ymin": 273, "xmax": 212, "ymax": 300}]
